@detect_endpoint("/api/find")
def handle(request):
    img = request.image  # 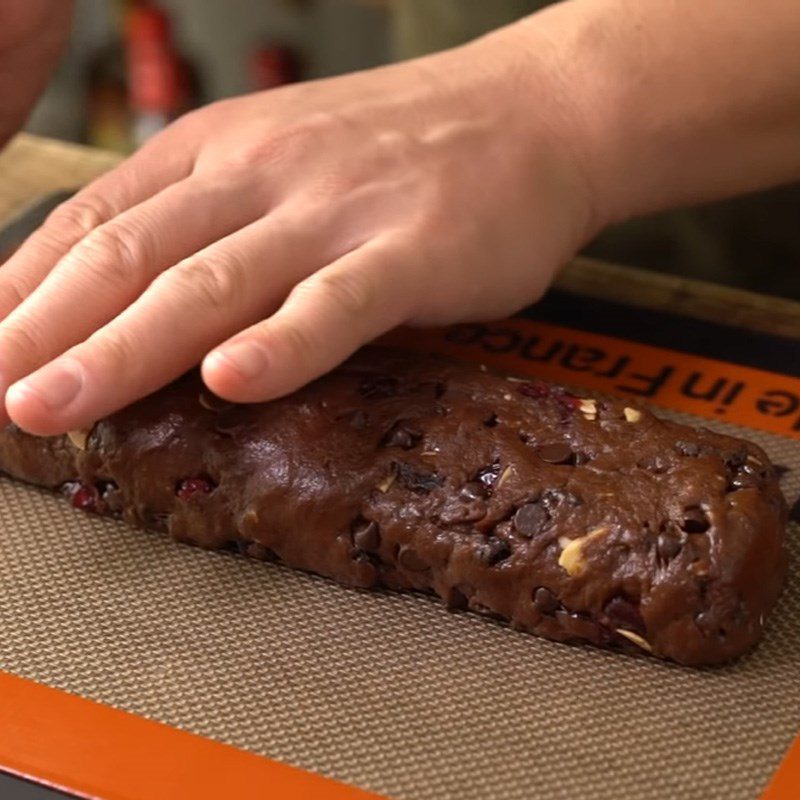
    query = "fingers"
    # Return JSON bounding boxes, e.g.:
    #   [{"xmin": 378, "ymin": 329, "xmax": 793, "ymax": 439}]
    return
[
  {"xmin": 0, "ymin": 134, "xmax": 195, "ymax": 322},
  {"xmin": 0, "ymin": 172, "xmax": 270, "ymax": 401},
  {"xmin": 202, "ymin": 238, "xmax": 417, "ymax": 402},
  {"xmin": 4, "ymin": 211, "xmax": 341, "ymax": 434}
]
